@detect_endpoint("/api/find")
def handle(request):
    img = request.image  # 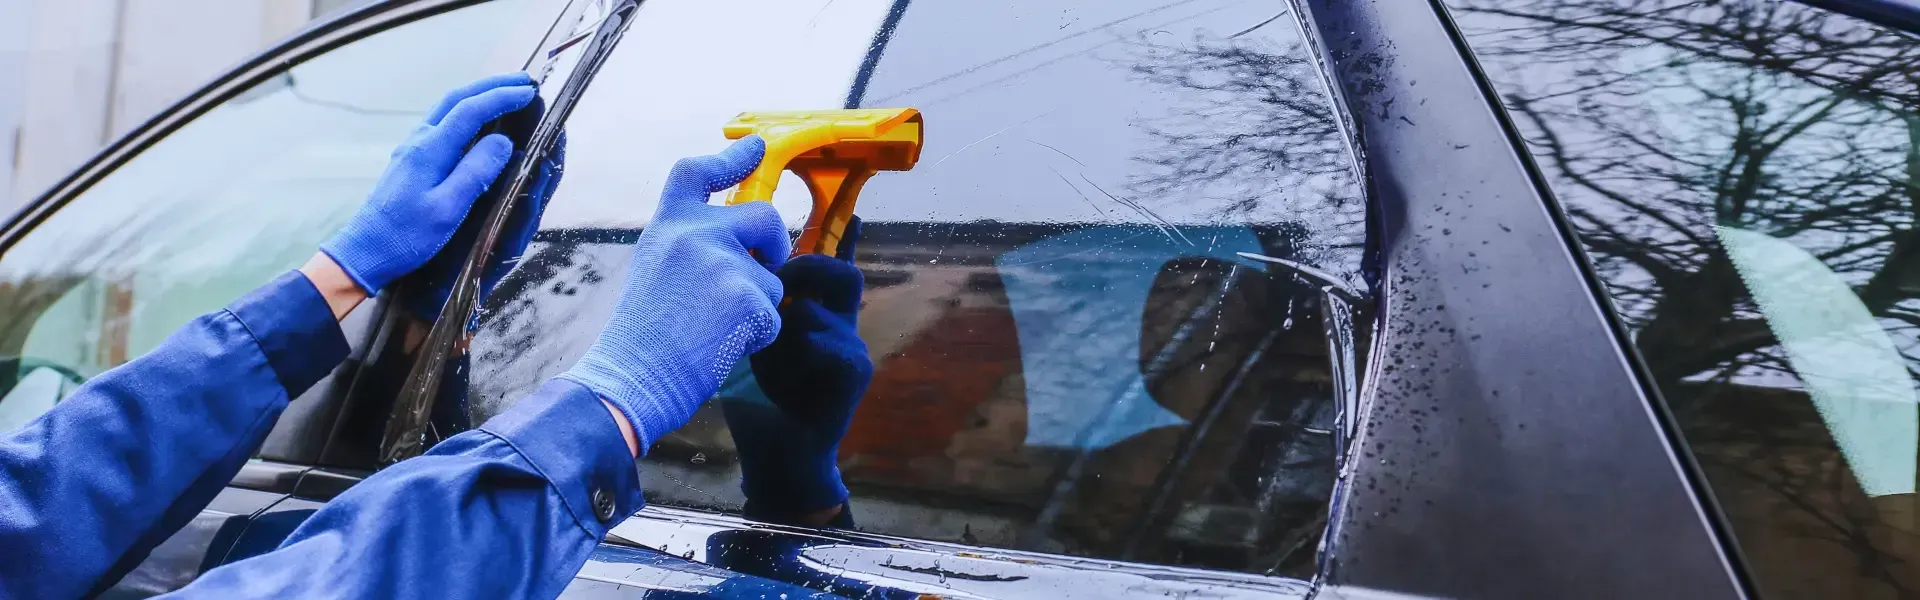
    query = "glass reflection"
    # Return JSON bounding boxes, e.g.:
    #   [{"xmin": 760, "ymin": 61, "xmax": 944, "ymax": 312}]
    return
[
  {"xmin": 473, "ymin": 0, "xmax": 1364, "ymax": 579},
  {"xmin": 1450, "ymin": 0, "xmax": 1920, "ymax": 597}
]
